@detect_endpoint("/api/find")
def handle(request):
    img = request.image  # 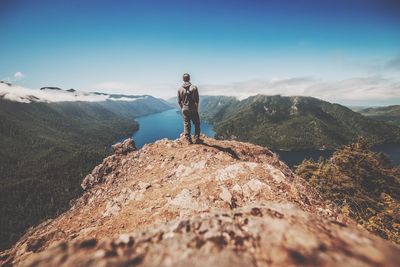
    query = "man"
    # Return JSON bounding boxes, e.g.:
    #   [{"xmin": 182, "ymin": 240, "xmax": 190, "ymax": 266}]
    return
[{"xmin": 178, "ymin": 73, "xmax": 202, "ymax": 144}]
